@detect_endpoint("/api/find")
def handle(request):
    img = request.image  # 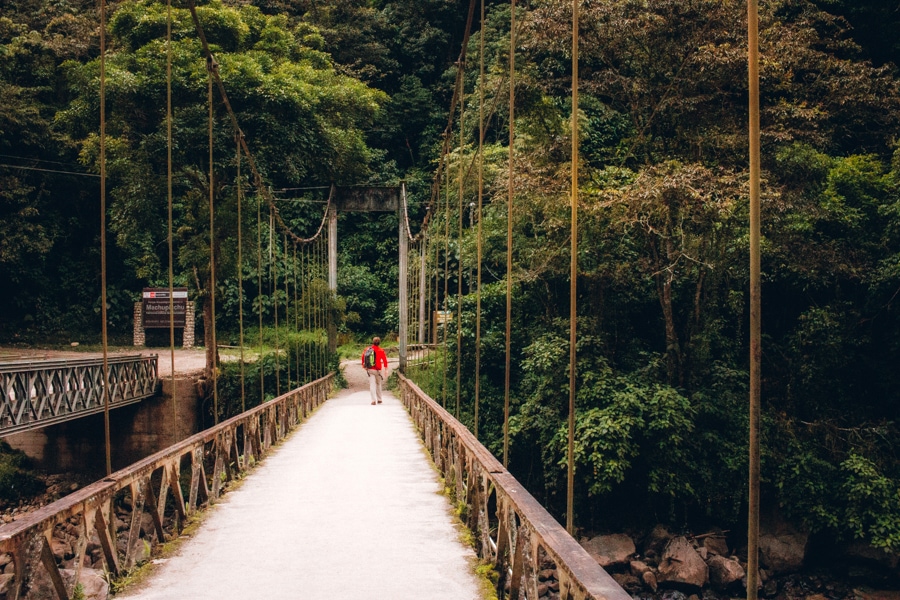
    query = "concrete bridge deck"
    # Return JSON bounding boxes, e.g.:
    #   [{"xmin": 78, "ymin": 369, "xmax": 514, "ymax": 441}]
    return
[{"xmin": 117, "ymin": 360, "xmax": 484, "ymax": 600}]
